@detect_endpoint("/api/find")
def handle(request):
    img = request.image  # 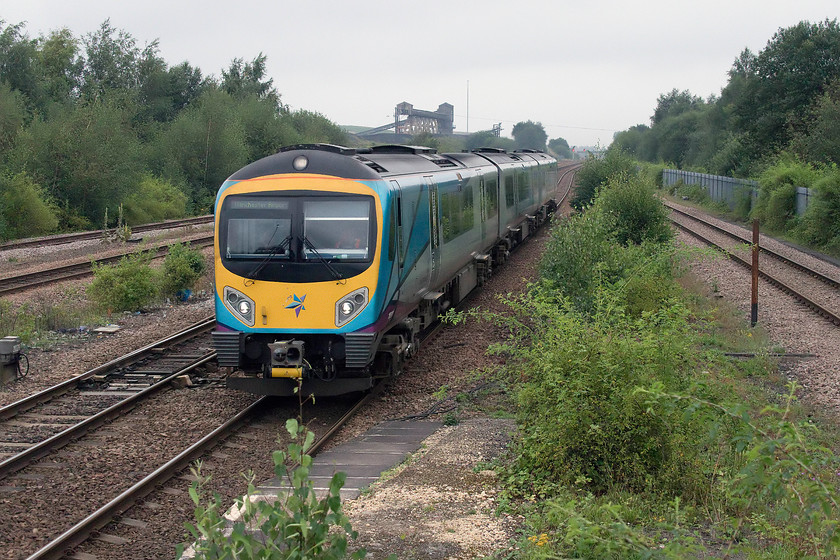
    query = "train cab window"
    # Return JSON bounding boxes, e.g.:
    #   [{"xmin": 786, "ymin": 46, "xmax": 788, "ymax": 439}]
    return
[
  {"xmin": 504, "ymin": 175, "xmax": 515, "ymax": 208},
  {"xmin": 303, "ymin": 200, "xmax": 370, "ymax": 260}
]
